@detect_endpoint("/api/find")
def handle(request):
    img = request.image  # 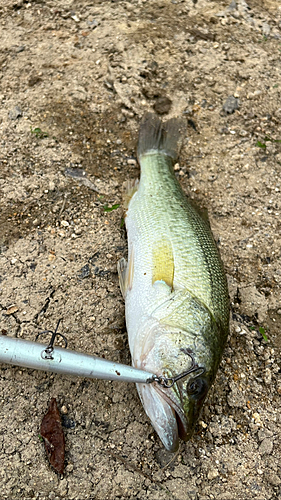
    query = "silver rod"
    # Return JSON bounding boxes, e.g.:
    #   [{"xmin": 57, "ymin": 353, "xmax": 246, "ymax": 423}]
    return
[{"xmin": 0, "ymin": 336, "xmax": 155, "ymax": 384}]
